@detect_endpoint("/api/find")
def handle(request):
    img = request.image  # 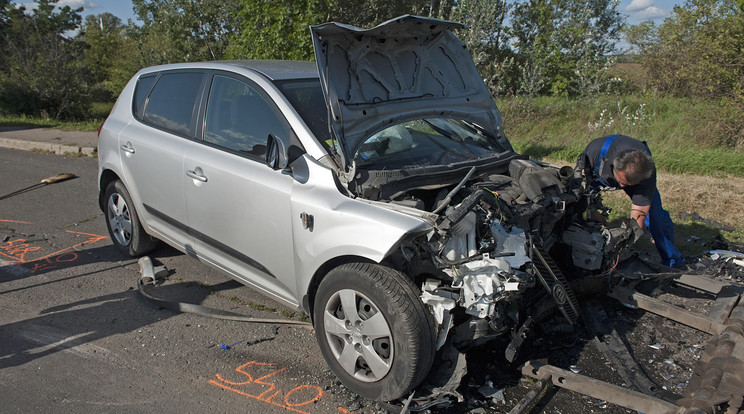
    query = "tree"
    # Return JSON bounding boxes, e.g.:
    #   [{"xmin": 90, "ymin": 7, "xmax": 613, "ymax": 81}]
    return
[
  {"xmin": 510, "ymin": 0, "xmax": 623, "ymax": 96},
  {"xmin": 627, "ymin": 0, "xmax": 744, "ymax": 100},
  {"xmin": 329, "ymin": 0, "xmax": 431, "ymax": 27},
  {"xmin": 130, "ymin": 0, "xmax": 242, "ymax": 64},
  {"xmin": 449, "ymin": 0, "xmax": 516, "ymax": 95},
  {"xmin": 226, "ymin": 0, "xmax": 327, "ymax": 60},
  {"xmin": 80, "ymin": 13, "xmax": 138, "ymax": 99},
  {"xmin": 0, "ymin": 0, "xmax": 91, "ymax": 119}
]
